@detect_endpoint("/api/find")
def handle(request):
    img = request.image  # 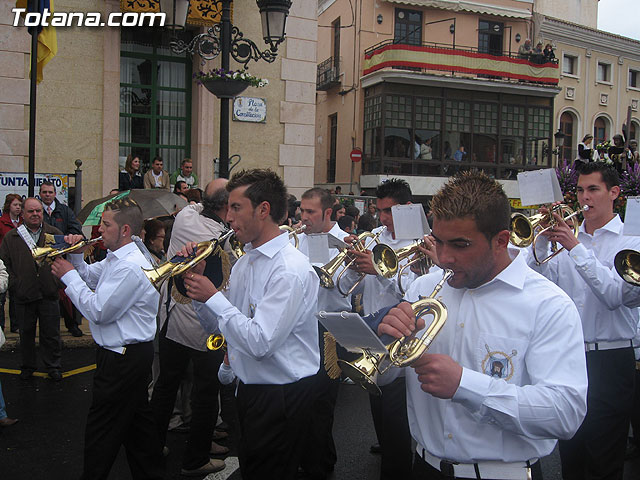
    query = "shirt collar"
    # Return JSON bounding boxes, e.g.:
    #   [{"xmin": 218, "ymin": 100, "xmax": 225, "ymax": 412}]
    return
[
  {"xmin": 250, "ymin": 231, "xmax": 290, "ymax": 259},
  {"xmin": 578, "ymin": 214, "xmax": 622, "ymax": 235},
  {"xmin": 107, "ymin": 241, "xmax": 138, "ymax": 260},
  {"xmin": 44, "ymin": 199, "xmax": 56, "ymax": 211},
  {"xmin": 472, "ymin": 248, "xmax": 527, "ymax": 292}
]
